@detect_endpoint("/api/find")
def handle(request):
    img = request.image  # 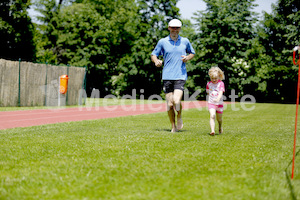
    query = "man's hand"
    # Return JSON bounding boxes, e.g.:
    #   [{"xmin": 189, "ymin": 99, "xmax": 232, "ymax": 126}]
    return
[
  {"xmin": 155, "ymin": 59, "xmax": 163, "ymax": 67},
  {"xmin": 181, "ymin": 55, "xmax": 188, "ymax": 63},
  {"xmin": 151, "ymin": 55, "xmax": 163, "ymax": 67},
  {"xmin": 181, "ymin": 54, "xmax": 195, "ymax": 63}
]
